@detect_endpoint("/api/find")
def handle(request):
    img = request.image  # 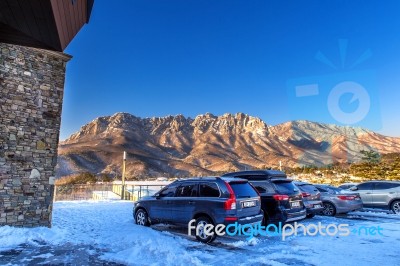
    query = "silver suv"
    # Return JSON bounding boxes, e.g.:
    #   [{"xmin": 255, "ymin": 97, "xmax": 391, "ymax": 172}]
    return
[{"xmin": 349, "ymin": 181, "xmax": 400, "ymax": 214}]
